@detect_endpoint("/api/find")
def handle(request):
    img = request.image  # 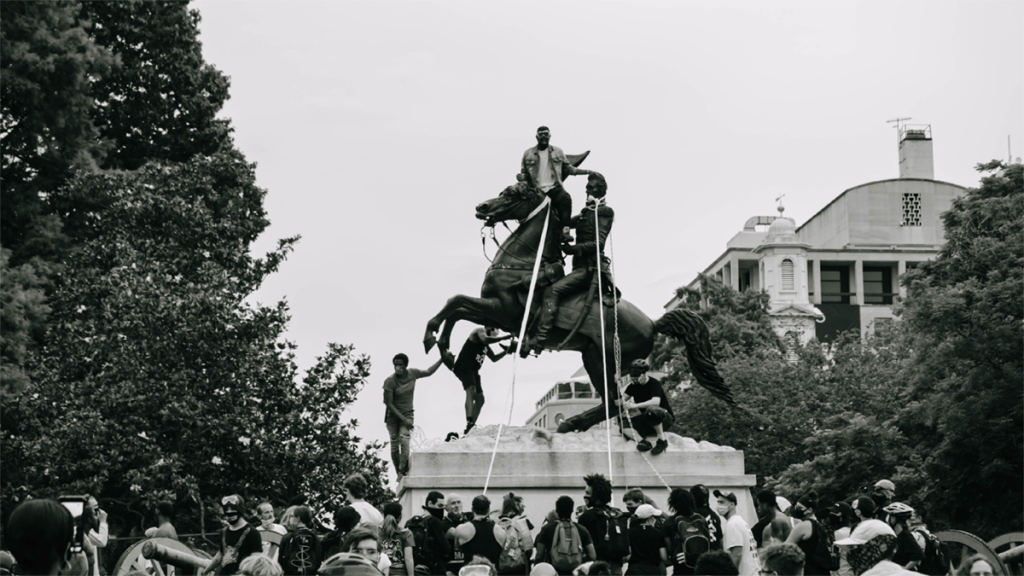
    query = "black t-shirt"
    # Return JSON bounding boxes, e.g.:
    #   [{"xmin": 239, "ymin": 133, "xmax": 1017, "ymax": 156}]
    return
[
  {"xmin": 624, "ymin": 377, "xmax": 673, "ymax": 417},
  {"xmin": 441, "ymin": 512, "xmax": 470, "ymax": 571},
  {"xmin": 694, "ymin": 505, "xmax": 723, "ymax": 551},
  {"xmin": 894, "ymin": 527, "xmax": 924, "ymax": 566},
  {"xmin": 627, "ymin": 524, "xmax": 664, "ymax": 566},
  {"xmin": 454, "ymin": 335, "xmax": 487, "ymax": 373},
  {"xmin": 578, "ymin": 506, "xmax": 627, "ymax": 562},
  {"xmin": 538, "ymin": 520, "xmax": 594, "ymax": 560},
  {"xmin": 220, "ymin": 523, "xmax": 263, "ymax": 575}
]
